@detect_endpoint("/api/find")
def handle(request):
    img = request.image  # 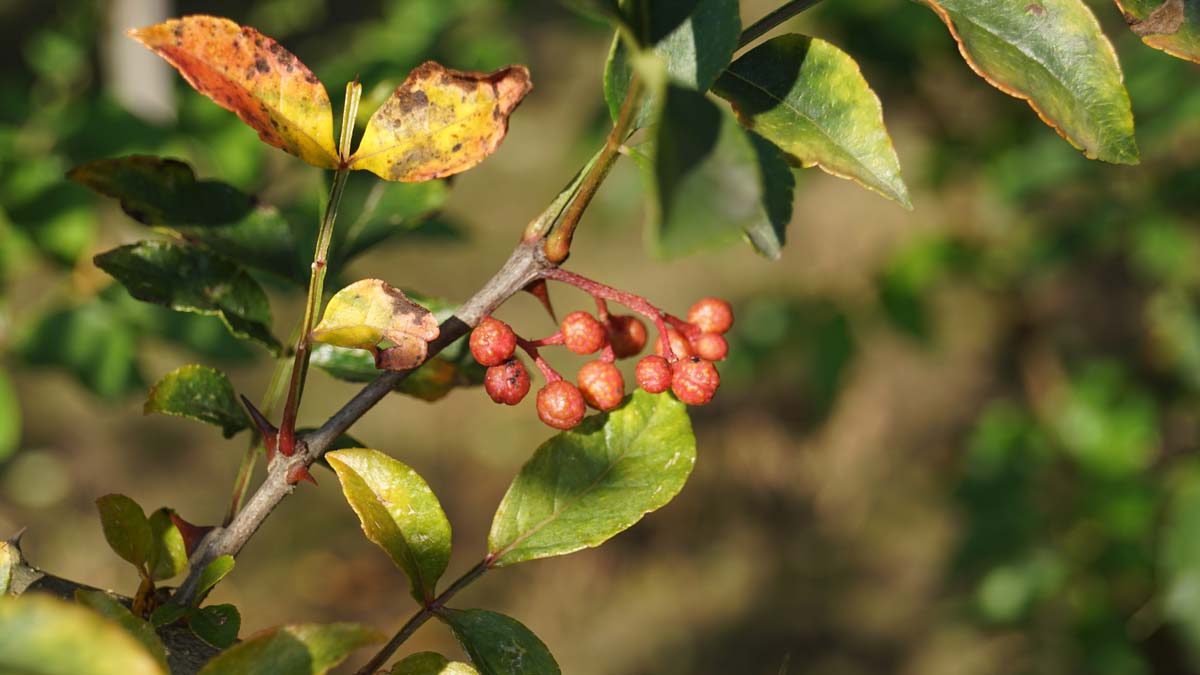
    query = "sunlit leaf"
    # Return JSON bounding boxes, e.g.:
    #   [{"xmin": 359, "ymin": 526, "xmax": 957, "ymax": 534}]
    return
[
  {"xmin": 603, "ymin": 0, "xmax": 741, "ymax": 124},
  {"xmin": 326, "ymin": 448, "xmax": 452, "ymax": 603},
  {"xmin": 0, "ymin": 541, "xmax": 19, "ymax": 595},
  {"xmin": 144, "ymin": 364, "xmax": 250, "ymax": 438},
  {"xmin": 642, "ymin": 86, "xmax": 795, "ymax": 259},
  {"xmin": 0, "ymin": 594, "xmax": 167, "ymax": 675},
  {"xmin": 195, "ymin": 555, "xmax": 236, "ymax": 601},
  {"xmin": 488, "ymin": 390, "xmax": 695, "ymax": 566},
  {"xmin": 311, "ymin": 279, "xmax": 439, "ymax": 370},
  {"xmin": 146, "ymin": 508, "xmax": 188, "ymax": 582},
  {"xmin": 96, "ymin": 494, "xmax": 153, "ymax": 570},
  {"xmin": 74, "ymin": 590, "xmax": 170, "ymax": 672},
  {"xmin": 197, "ymin": 623, "xmax": 384, "ymax": 675},
  {"xmin": 191, "ymin": 604, "xmax": 241, "ymax": 649},
  {"xmin": 915, "ymin": 0, "xmax": 1138, "ymax": 164},
  {"xmin": 129, "ymin": 15, "xmax": 339, "ymax": 168},
  {"xmin": 438, "ymin": 609, "xmax": 560, "ymax": 675},
  {"xmin": 349, "ymin": 62, "xmax": 532, "ymax": 182},
  {"xmin": 1114, "ymin": 0, "xmax": 1200, "ymax": 63},
  {"xmin": 66, "ymin": 156, "xmax": 253, "ymax": 226},
  {"xmin": 714, "ymin": 35, "xmax": 911, "ymax": 207},
  {"xmin": 391, "ymin": 652, "xmax": 480, "ymax": 675},
  {"xmin": 94, "ymin": 241, "xmax": 281, "ymax": 353}
]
